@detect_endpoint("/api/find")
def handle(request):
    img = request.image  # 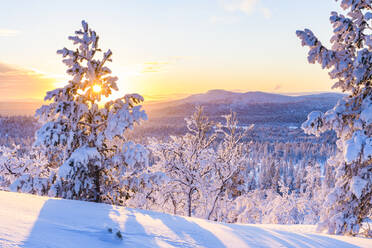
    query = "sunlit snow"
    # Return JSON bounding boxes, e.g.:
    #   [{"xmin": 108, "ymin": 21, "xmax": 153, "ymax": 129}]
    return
[{"xmin": 0, "ymin": 191, "xmax": 370, "ymax": 248}]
